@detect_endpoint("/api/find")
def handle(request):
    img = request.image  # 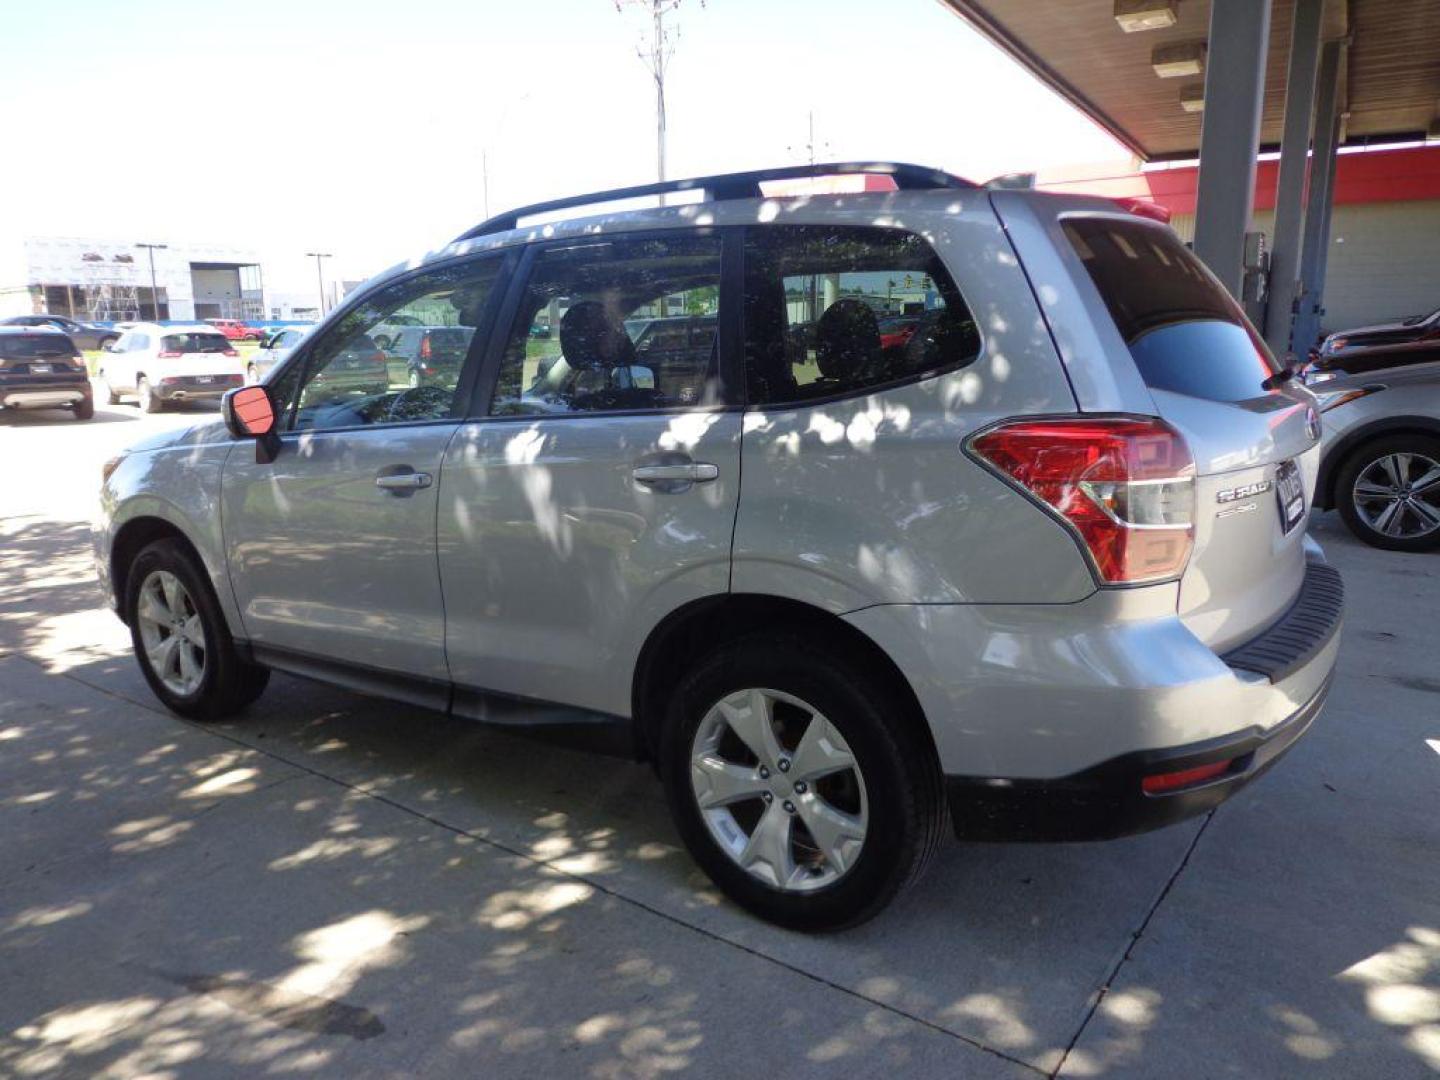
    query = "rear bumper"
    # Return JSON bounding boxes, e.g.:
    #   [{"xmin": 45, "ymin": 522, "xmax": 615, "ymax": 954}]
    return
[
  {"xmin": 1, "ymin": 381, "xmax": 91, "ymax": 409},
  {"xmin": 945, "ymin": 669, "xmax": 1332, "ymax": 841},
  {"xmin": 156, "ymin": 375, "xmax": 243, "ymax": 400}
]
